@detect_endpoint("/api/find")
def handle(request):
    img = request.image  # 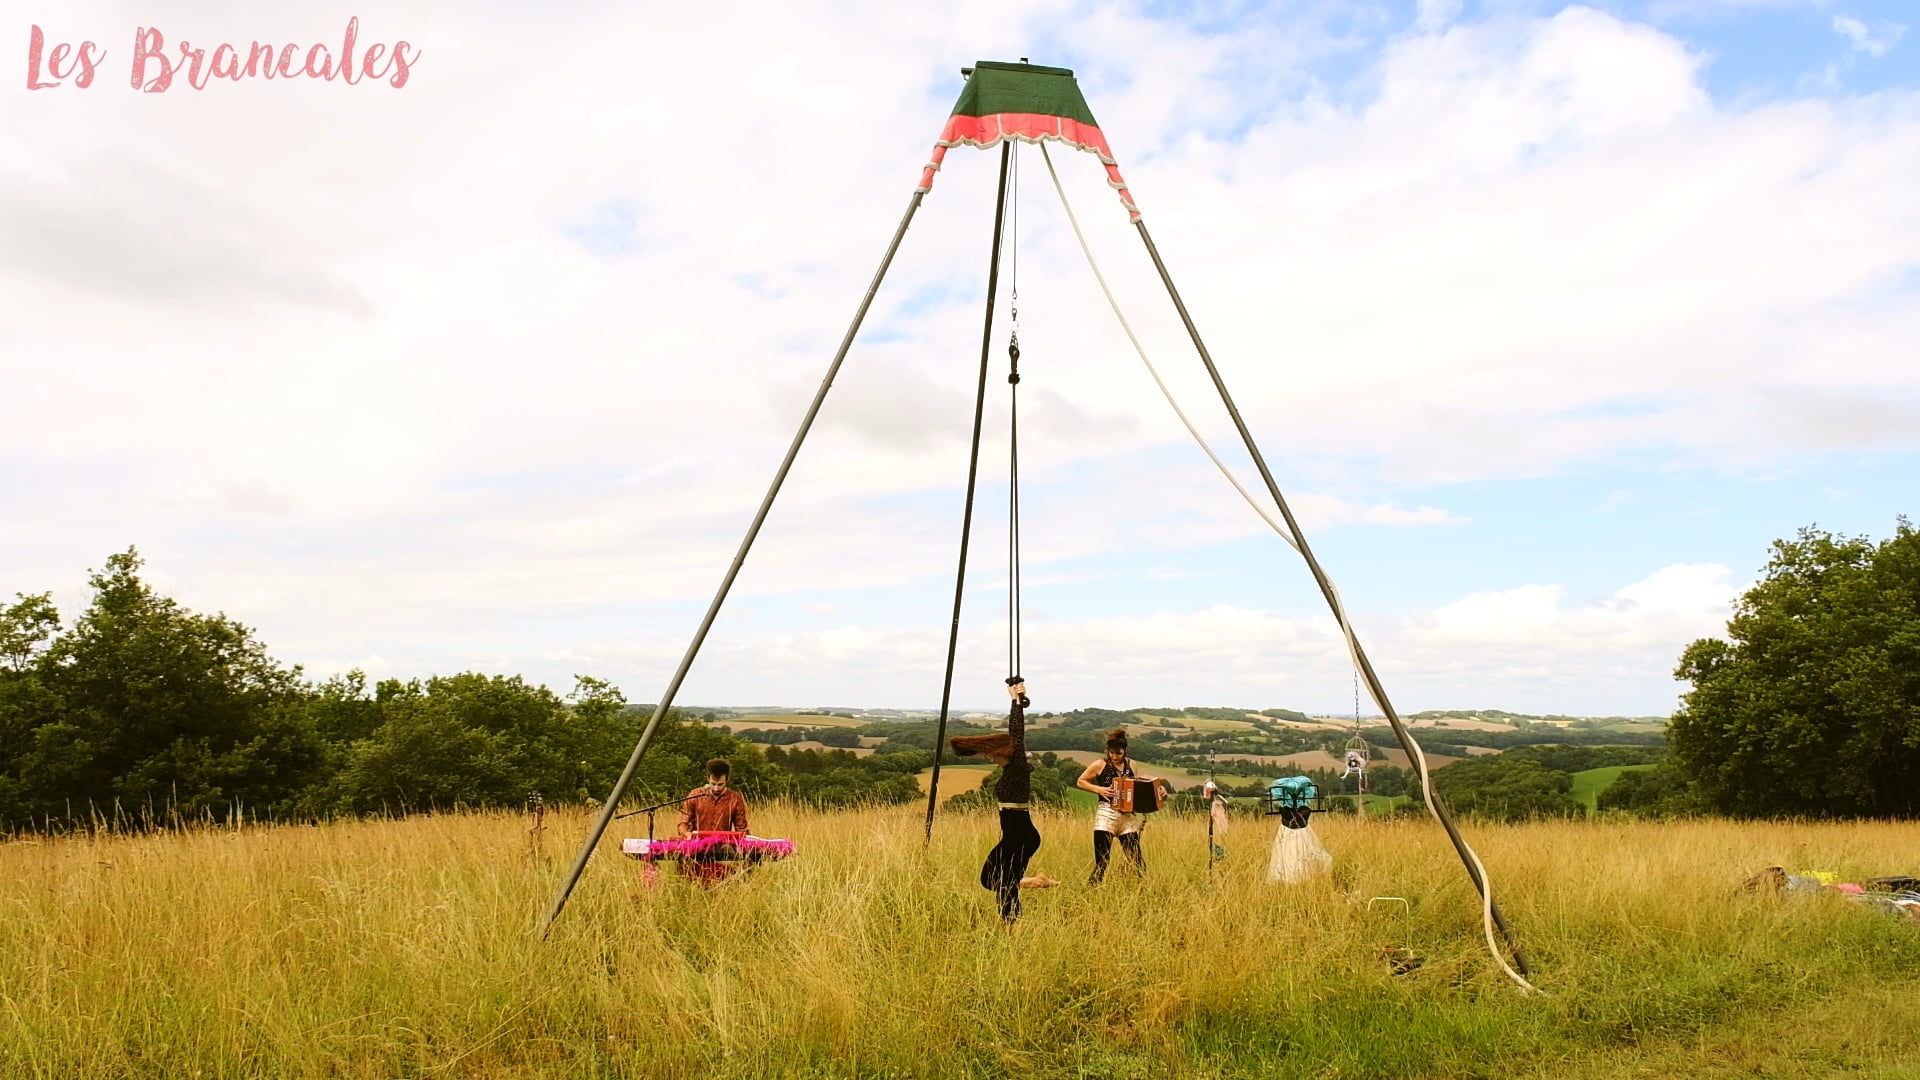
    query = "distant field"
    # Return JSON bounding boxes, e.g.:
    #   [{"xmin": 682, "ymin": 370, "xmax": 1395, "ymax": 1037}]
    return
[
  {"xmin": 1267, "ymin": 716, "xmax": 1343, "ymax": 730},
  {"xmin": 1216, "ymin": 750, "xmax": 1464, "ymax": 772},
  {"xmin": 705, "ymin": 714, "xmax": 868, "ymax": 731},
  {"xmin": 1160, "ymin": 716, "xmax": 1261, "ymax": 733},
  {"xmin": 1405, "ymin": 718, "xmax": 1520, "ymax": 733},
  {"xmin": 1571, "ymin": 764, "xmax": 1657, "ymax": 810},
  {"xmin": 915, "ymin": 764, "xmax": 993, "ymax": 794},
  {"xmin": 788, "ymin": 741, "xmax": 874, "ymax": 757},
  {"xmin": 1047, "ymin": 752, "xmax": 1219, "ymax": 786}
]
